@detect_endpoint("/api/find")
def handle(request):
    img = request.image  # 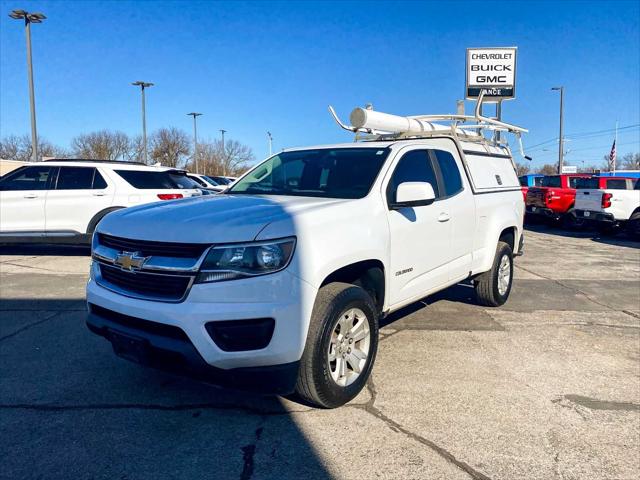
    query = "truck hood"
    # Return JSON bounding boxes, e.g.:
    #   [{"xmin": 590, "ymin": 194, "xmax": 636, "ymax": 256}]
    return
[{"xmin": 97, "ymin": 194, "xmax": 349, "ymax": 244}]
